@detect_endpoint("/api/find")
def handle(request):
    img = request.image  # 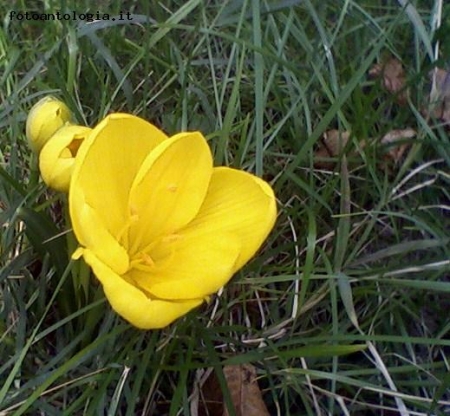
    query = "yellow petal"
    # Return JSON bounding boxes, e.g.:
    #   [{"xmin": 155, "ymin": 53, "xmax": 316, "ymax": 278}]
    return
[
  {"xmin": 71, "ymin": 193, "xmax": 130, "ymax": 274},
  {"xmin": 188, "ymin": 167, "xmax": 277, "ymax": 272},
  {"xmin": 129, "ymin": 230, "xmax": 241, "ymax": 300},
  {"xmin": 70, "ymin": 113, "xmax": 168, "ymax": 246},
  {"xmin": 128, "ymin": 132, "xmax": 212, "ymax": 254},
  {"xmin": 39, "ymin": 125, "xmax": 91, "ymax": 192},
  {"xmin": 82, "ymin": 249, "xmax": 202, "ymax": 329},
  {"xmin": 26, "ymin": 96, "xmax": 73, "ymax": 153}
]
